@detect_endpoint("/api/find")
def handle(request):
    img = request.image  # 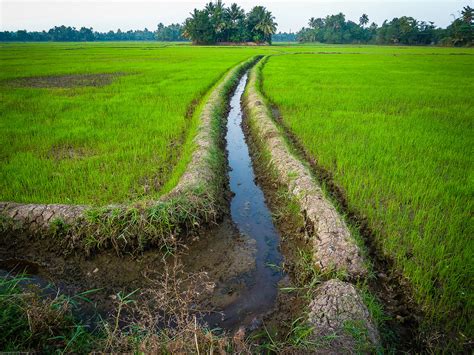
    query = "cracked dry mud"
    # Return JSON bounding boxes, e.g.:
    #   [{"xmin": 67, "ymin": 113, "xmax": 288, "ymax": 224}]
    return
[
  {"xmin": 244, "ymin": 64, "xmax": 366, "ymax": 279},
  {"xmin": 243, "ymin": 60, "xmax": 382, "ymax": 351},
  {"xmin": 309, "ymin": 279, "xmax": 380, "ymax": 352}
]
